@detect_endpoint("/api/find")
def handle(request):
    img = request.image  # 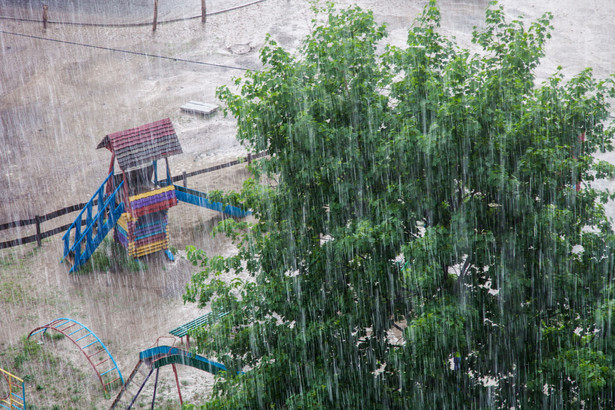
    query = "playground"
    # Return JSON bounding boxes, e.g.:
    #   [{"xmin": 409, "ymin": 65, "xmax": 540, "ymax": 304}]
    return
[{"xmin": 1, "ymin": 0, "xmax": 615, "ymax": 407}]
